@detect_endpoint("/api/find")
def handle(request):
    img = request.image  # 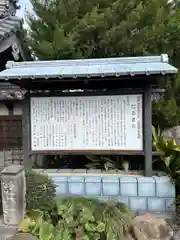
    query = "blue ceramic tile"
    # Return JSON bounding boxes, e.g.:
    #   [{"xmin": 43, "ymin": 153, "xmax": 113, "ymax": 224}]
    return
[
  {"xmin": 102, "ymin": 176, "xmax": 120, "ymax": 195},
  {"xmin": 68, "ymin": 176, "xmax": 85, "ymax": 182},
  {"xmin": 129, "ymin": 197, "xmax": 147, "ymax": 211},
  {"xmin": 98, "ymin": 196, "xmax": 110, "ymax": 201},
  {"xmin": 68, "ymin": 176, "xmax": 85, "ymax": 195},
  {"xmin": 55, "ymin": 183, "xmax": 68, "ymax": 196},
  {"xmin": 52, "ymin": 176, "xmax": 68, "ymax": 196},
  {"xmin": 85, "ymin": 176, "xmax": 102, "ymax": 195},
  {"xmin": 109, "ymin": 196, "xmax": 119, "ymax": 201},
  {"xmin": 120, "ymin": 177, "xmax": 138, "ymax": 196},
  {"xmin": 147, "ymin": 197, "xmax": 166, "ymax": 212},
  {"xmin": 68, "ymin": 182, "xmax": 85, "ymax": 195},
  {"xmin": 154, "ymin": 176, "xmax": 175, "ymax": 198},
  {"xmin": 137, "ymin": 177, "xmax": 155, "ymax": 197},
  {"xmin": 165, "ymin": 198, "xmax": 175, "ymax": 212},
  {"xmin": 118, "ymin": 196, "xmax": 129, "ymax": 206}
]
